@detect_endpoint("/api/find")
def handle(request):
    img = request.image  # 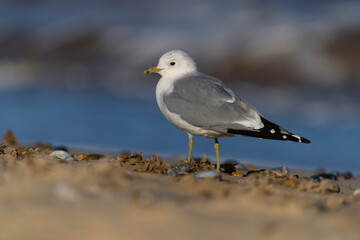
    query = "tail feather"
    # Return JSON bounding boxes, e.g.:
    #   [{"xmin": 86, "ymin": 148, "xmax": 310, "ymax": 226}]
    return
[{"xmin": 227, "ymin": 117, "xmax": 310, "ymax": 143}]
